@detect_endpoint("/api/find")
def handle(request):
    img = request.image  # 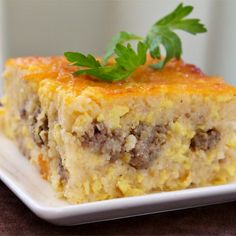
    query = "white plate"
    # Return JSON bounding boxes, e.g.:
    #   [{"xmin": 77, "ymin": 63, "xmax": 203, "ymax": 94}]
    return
[{"xmin": 0, "ymin": 134, "xmax": 236, "ymax": 226}]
